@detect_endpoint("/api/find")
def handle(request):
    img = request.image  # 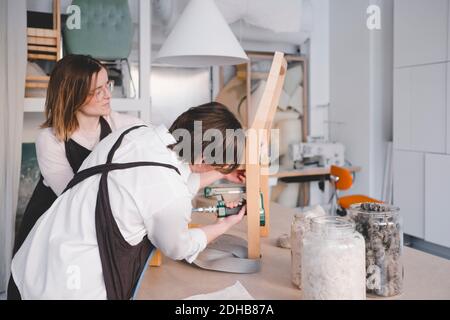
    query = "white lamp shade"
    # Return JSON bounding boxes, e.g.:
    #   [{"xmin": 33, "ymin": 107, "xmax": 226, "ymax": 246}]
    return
[{"xmin": 155, "ymin": 0, "xmax": 248, "ymax": 67}]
